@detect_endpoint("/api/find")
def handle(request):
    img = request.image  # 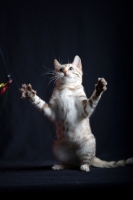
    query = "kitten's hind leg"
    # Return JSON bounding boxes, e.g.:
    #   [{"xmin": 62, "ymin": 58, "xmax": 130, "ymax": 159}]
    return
[
  {"xmin": 52, "ymin": 141, "xmax": 79, "ymax": 170},
  {"xmin": 77, "ymin": 137, "xmax": 96, "ymax": 172},
  {"xmin": 80, "ymin": 164, "xmax": 90, "ymax": 172}
]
